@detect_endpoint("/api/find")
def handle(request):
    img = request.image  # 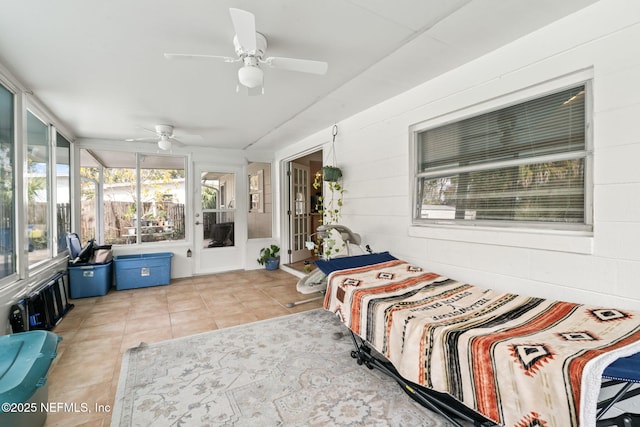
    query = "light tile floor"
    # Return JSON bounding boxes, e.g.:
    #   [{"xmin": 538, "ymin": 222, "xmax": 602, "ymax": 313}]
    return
[{"xmin": 44, "ymin": 269, "xmax": 322, "ymax": 427}]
